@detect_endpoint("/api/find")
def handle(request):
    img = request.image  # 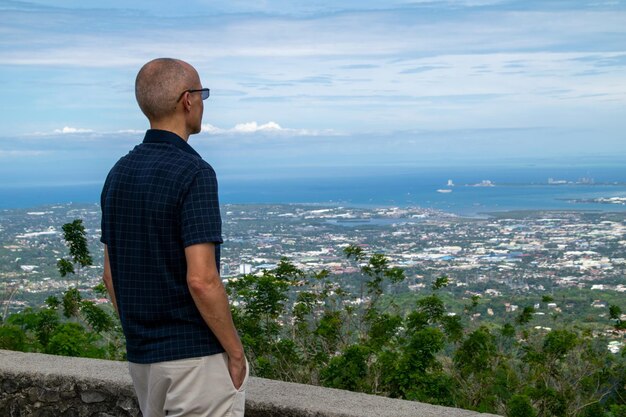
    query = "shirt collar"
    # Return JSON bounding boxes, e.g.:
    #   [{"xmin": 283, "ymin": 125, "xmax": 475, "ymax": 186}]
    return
[{"xmin": 142, "ymin": 129, "xmax": 201, "ymax": 158}]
